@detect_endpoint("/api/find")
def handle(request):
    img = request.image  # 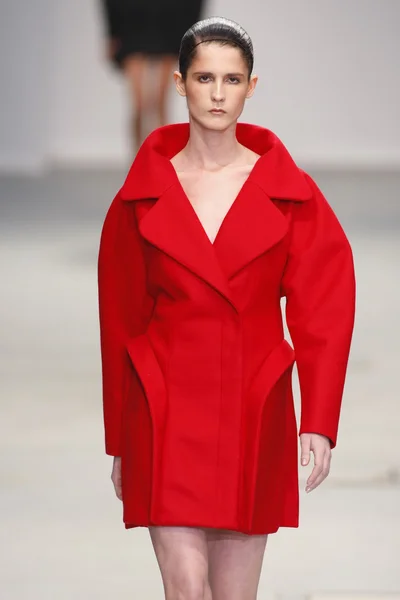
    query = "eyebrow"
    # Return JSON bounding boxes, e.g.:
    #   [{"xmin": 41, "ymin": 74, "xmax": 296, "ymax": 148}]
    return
[{"xmin": 192, "ymin": 71, "xmax": 245, "ymax": 77}]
